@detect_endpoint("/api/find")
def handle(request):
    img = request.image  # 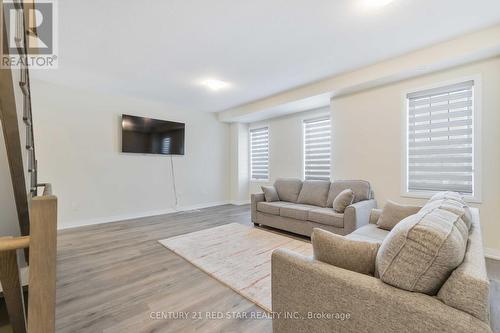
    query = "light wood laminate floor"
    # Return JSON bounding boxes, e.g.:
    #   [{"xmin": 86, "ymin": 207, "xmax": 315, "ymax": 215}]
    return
[
  {"xmin": 55, "ymin": 204, "xmax": 499, "ymax": 333},
  {"xmin": 56, "ymin": 204, "xmax": 271, "ymax": 333}
]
